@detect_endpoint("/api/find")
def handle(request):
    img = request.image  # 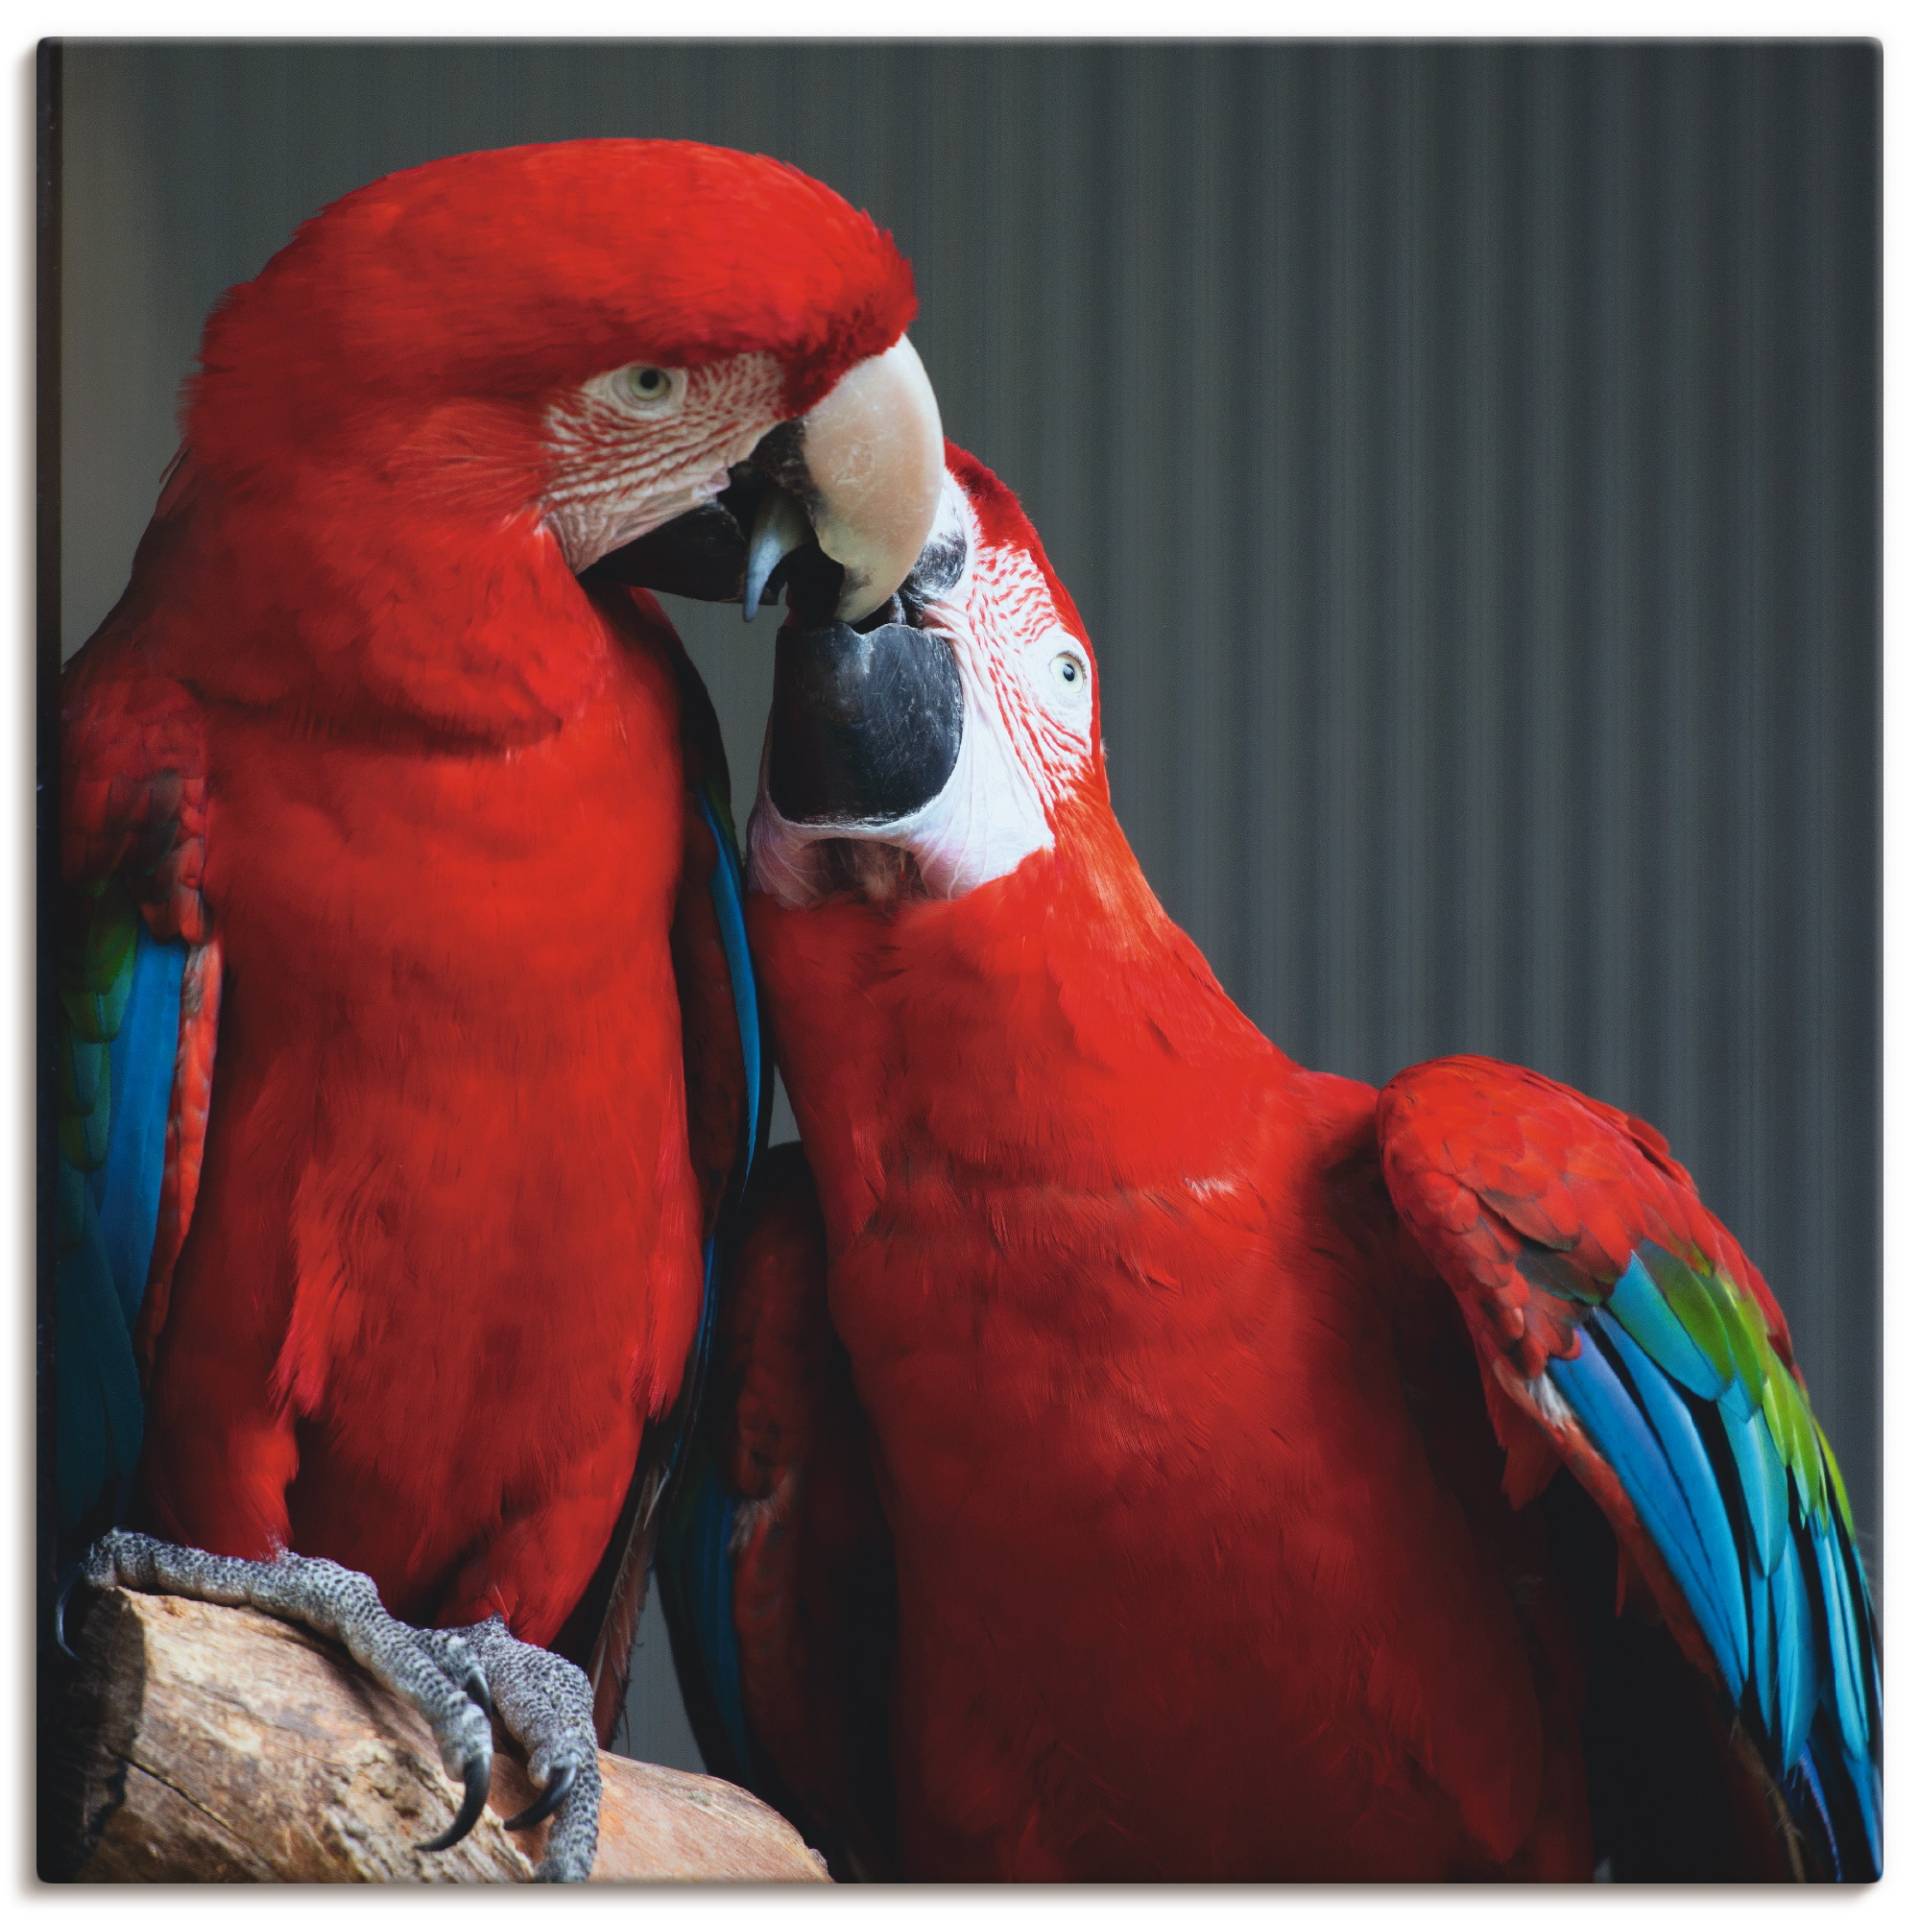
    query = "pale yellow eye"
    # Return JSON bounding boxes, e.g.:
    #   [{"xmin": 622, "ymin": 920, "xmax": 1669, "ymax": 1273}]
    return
[
  {"xmin": 1051, "ymin": 651, "xmax": 1085, "ymax": 689},
  {"xmin": 624, "ymin": 365, "xmax": 676, "ymax": 404}
]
